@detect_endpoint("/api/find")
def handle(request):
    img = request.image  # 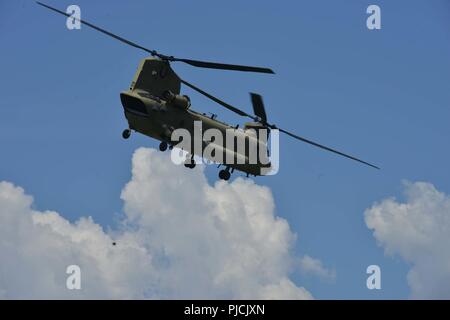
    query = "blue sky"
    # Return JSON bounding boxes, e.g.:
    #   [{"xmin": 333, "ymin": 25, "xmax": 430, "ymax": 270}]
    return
[{"xmin": 1, "ymin": 0, "xmax": 450, "ymax": 299}]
